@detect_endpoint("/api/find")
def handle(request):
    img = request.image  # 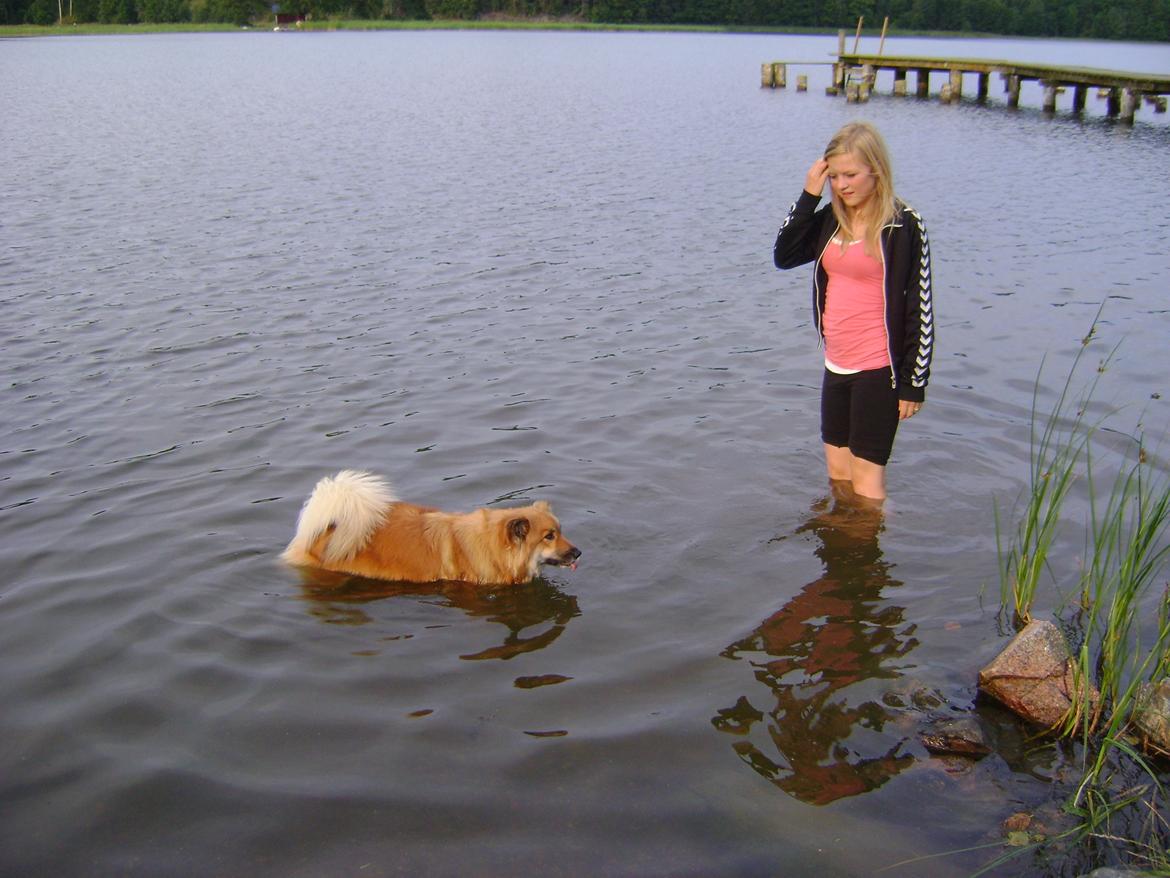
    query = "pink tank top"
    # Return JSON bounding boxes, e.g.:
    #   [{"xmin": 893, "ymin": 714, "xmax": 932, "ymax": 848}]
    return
[{"xmin": 821, "ymin": 238, "xmax": 890, "ymax": 372}]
